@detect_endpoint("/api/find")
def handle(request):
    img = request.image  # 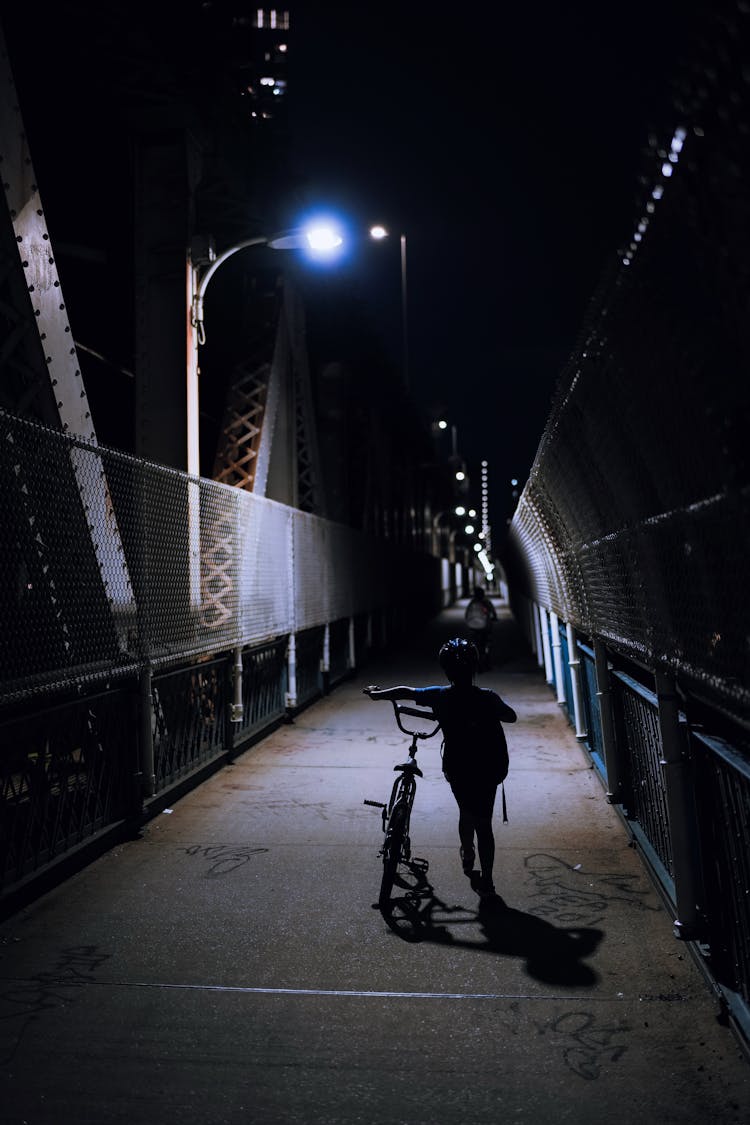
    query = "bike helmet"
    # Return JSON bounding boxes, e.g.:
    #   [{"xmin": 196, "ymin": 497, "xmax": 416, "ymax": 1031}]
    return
[{"xmin": 438, "ymin": 637, "xmax": 479, "ymax": 680}]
